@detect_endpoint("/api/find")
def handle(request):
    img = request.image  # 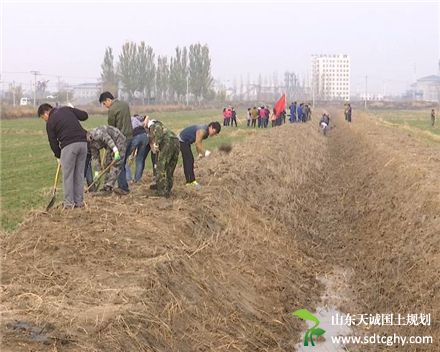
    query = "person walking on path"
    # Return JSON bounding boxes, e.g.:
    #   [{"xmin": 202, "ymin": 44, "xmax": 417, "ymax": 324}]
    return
[
  {"xmin": 431, "ymin": 109, "xmax": 436, "ymax": 127},
  {"xmin": 38, "ymin": 103, "xmax": 88, "ymax": 209},
  {"xmin": 346, "ymin": 103, "xmax": 352, "ymax": 123}
]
